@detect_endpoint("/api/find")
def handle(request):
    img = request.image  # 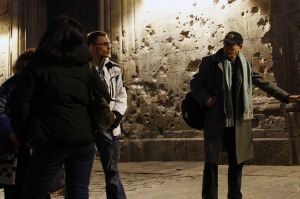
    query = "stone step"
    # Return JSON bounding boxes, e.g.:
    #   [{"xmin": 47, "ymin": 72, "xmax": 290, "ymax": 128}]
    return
[{"xmin": 120, "ymin": 138, "xmax": 293, "ymax": 165}]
